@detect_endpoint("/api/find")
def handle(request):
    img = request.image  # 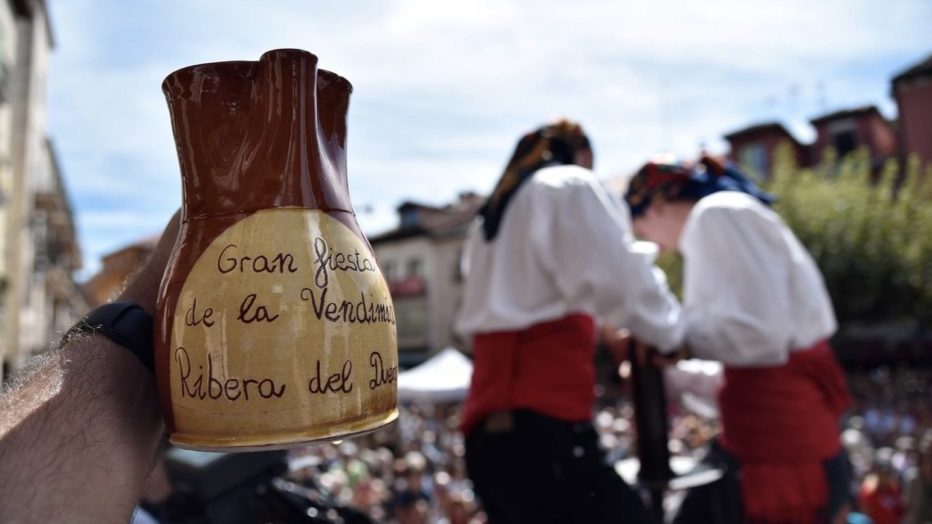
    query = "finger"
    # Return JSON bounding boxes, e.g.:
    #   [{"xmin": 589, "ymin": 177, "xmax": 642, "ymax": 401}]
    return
[
  {"xmin": 651, "ymin": 353, "xmax": 675, "ymax": 368},
  {"xmin": 119, "ymin": 209, "xmax": 182, "ymax": 313},
  {"xmin": 600, "ymin": 323, "xmax": 616, "ymax": 343},
  {"xmin": 147, "ymin": 209, "xmax": 182, "ymax": 270},
  {"xmin": 635, "ymin": 342, "xmax": 649, "ymax": 366},
  {"xmin": 609, "ymin": 342, "xmax": 629, "ymax": 363}
]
